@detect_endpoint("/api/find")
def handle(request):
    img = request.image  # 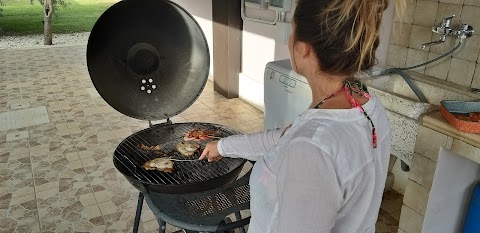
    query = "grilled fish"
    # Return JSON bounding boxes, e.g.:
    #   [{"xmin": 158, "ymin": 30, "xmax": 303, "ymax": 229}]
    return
[
  {"xmin": 176, "ymin": 141, "xmax": 200, "ymax": 157},
  {"xmin": 139, "ymin": 143, "xmax": 162, "ymax": 151},
  {"xmin": 143, "ymin": 158, "xmax": 174, "ymax": 173}
]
